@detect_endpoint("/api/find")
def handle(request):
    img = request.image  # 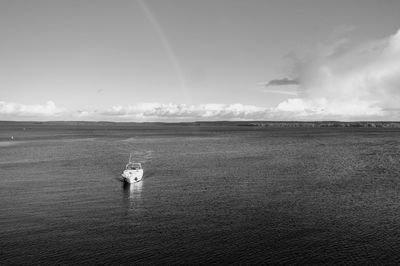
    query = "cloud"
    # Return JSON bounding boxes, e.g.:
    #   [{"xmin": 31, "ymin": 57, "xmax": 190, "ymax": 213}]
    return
[
  {"xmin": 330, "ymin": 25, "xmax": 356, "ymax": 39},
  {"xmin": 0, "ymin": 100, "xmax": 65, "ymax": 118},
  {"xmin": 4, "ymin": 26, "xmax": 400, "ymax": 123},
  {"xmin": 259, "ymin": 78, "xmax": 299, "ymax": 96},
  {"xmin": 274, "ymin": 28, "xmax": 400, "ymax": 120},
  {"xmin": 262, "ymin": 88, "xmax": 298, "ymax": 96},
  {"xmin": 265, "ymin": 78, "xmax": 299, "ymax": 87},
  {"xmin": 98, "ymin": 103, "xmax": 270, "ymax": 121}
]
